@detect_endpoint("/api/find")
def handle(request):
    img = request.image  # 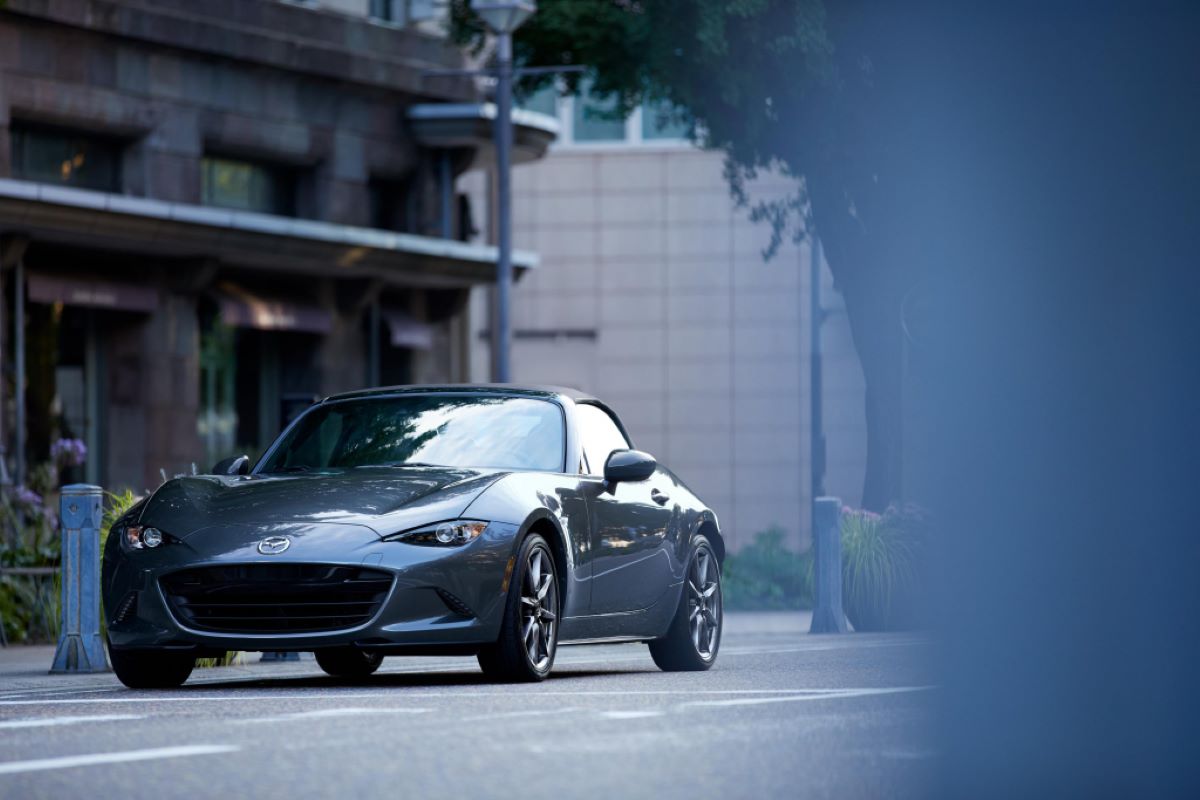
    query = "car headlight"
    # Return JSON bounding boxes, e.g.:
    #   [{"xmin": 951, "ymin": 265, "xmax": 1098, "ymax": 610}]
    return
[
  {"xmin": 121, "ymin": 525, "xmax": 176, "ymax": 550},
  {"xmin": 386, "ymin": 520, "xmax": 488, "ymax": 547}
]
